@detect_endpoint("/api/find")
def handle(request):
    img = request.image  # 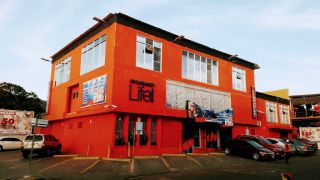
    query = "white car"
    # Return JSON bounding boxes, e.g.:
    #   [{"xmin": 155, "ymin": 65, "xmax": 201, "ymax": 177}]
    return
[
  {"xmin": 0, "ymin": 137, "xmax": 22, "ymax": 151},
  {"xmin": 266, "ymin": 138, "xmax": 296, "ymax": 154}
]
